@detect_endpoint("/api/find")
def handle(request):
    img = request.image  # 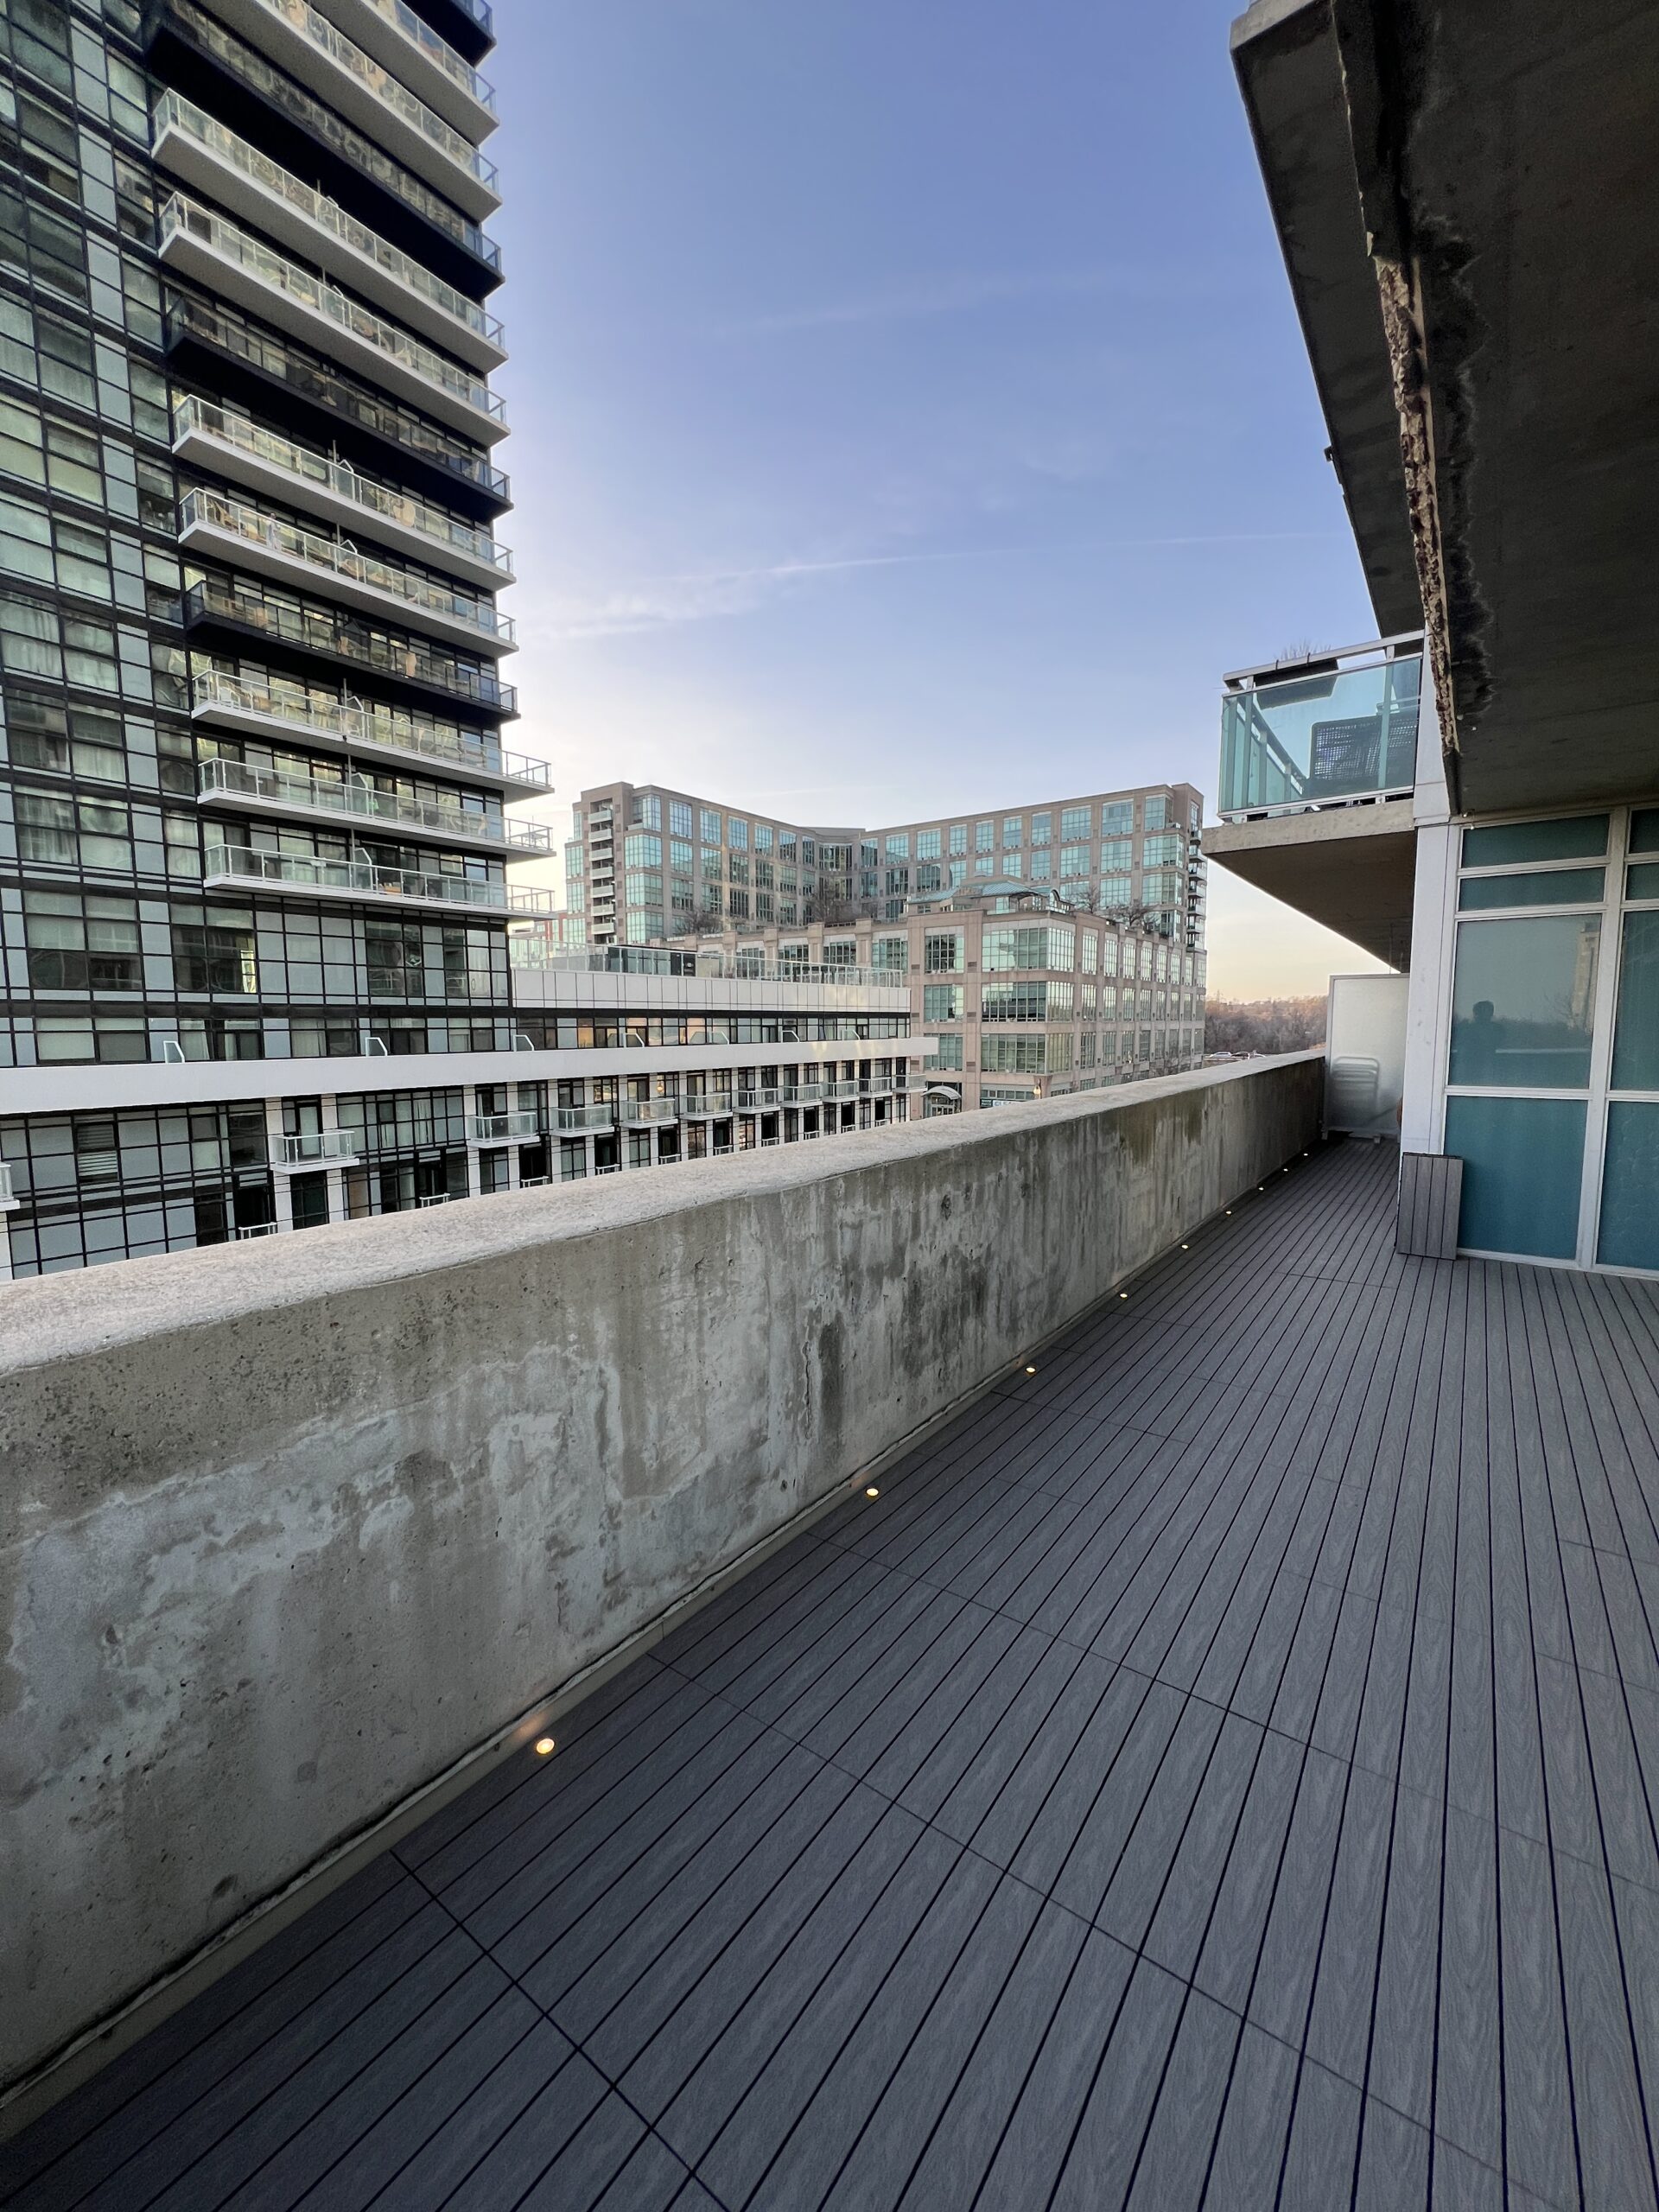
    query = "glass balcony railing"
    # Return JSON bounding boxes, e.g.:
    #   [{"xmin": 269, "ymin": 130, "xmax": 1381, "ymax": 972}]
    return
[
  {"xmin": 183, "ymin": 579, "xmax": 518, "ymax": 714},
  {"xmin": 467, "ymin": 1109, "xmax": 538, "ymax": 1144},
  {"xmin": 159, "ymin": 0, "xmax": 502, "ymax": 274},
  {"xmin": 555, "ymin": 1103, "xmax": 615, "ymax": 1133},
  {"xmin": 620, "ymin": 1097, "xmax": 681, "ymax": 1124},
  {"xmin": 156, "ymin": 195, "xmax": 505, "ymax": 430},
  {"xmin": 279, "ymin": 1129, "xmax": 359, "ymax": 1166},
  {"xmin": 189, "ymin": 671, "xmax": 548, "ymax": 787},
  {"xmin": 173, "ymin": 400, "xmax": 512, "ymax": 579},
  {"xmin": 204, "ymin": 841, "xmax": 508, "ymax": 909},
  {"xmin": 178, "ymin": 486, "xmax": 514, "ymax": 647},
  {"xmin": 1218, "ymin": 639, "xmax": 1423, "ymax": 817},
  {"xmin": 152, "ymin": 97, "xmax": 504, "ymax": 357},
  {"xmin": 165, "ymin": 299, "xmax": 509, "ymax": 504},
  {"xmin": 359, "ymin": 0, "xmax": 496, "ymax": 113},
  {"xmin": 238, "ymin": 0, "xmax": 499, "ymax": 197},
  {"xmin": 198, "ymin": 755, "xmax": 552, "ymax": 851}
]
